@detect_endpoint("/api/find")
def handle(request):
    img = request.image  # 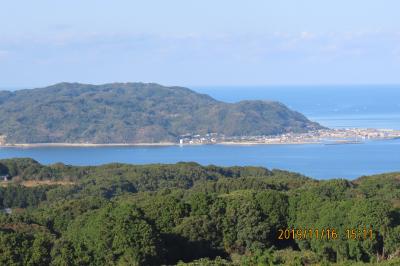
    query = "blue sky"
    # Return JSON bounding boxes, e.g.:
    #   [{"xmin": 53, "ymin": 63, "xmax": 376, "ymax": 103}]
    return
[{"xmin": 1, "ymin": 0, "xmax": 400, "ymax": 87}]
